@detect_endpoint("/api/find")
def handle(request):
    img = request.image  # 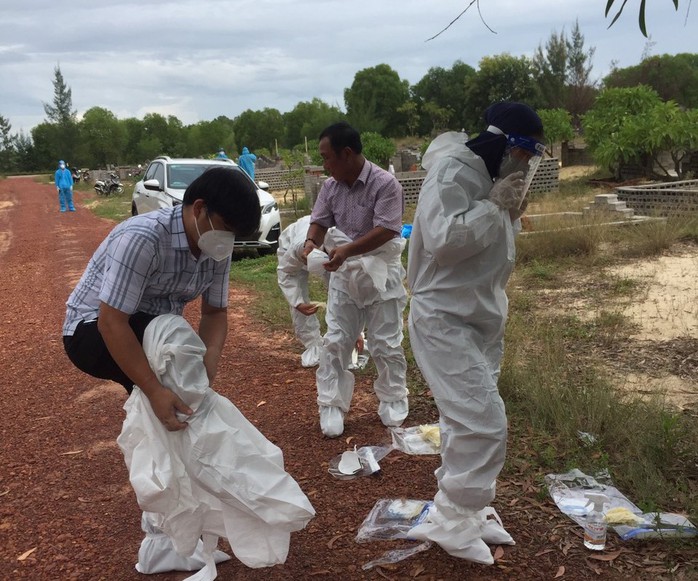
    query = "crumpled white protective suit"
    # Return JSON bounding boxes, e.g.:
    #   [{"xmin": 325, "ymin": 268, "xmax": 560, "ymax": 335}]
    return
[
  {"xmin": 117, "ymin": 314, "xmax": 315, "ymax": 578},
  {"xmin": 316, "ymin": 228, "xmax": 408, "ymax": 429},
  {"xmin": 276, "ymin": 216, "xmax": 325, "ymax": 367},
  {"xmin": 406, "ymin": 132, "xmax": 518, "ymax": 562}
]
